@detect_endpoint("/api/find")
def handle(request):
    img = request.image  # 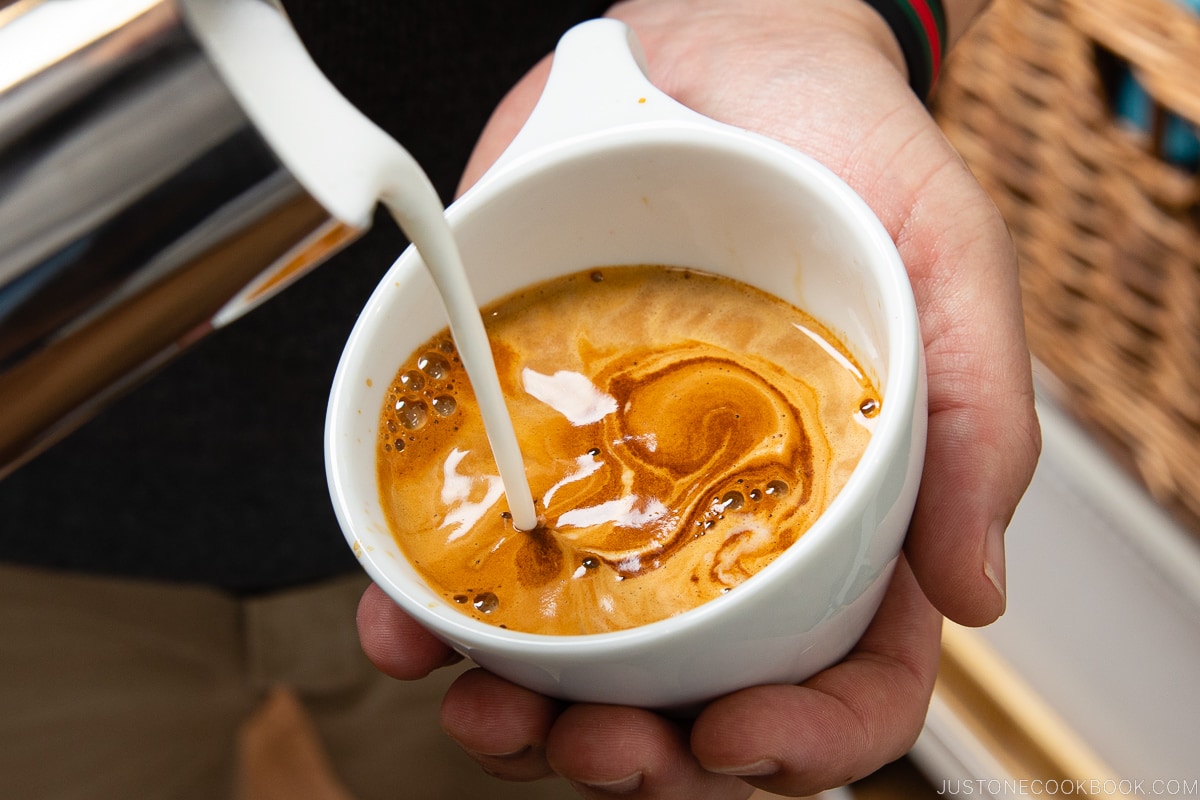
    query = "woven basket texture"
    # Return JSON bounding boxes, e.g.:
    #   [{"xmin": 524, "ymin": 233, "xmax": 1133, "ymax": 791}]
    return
[{"xmin": 931, "ymin": 0, "xmax": 1200, "ymax": 534}]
